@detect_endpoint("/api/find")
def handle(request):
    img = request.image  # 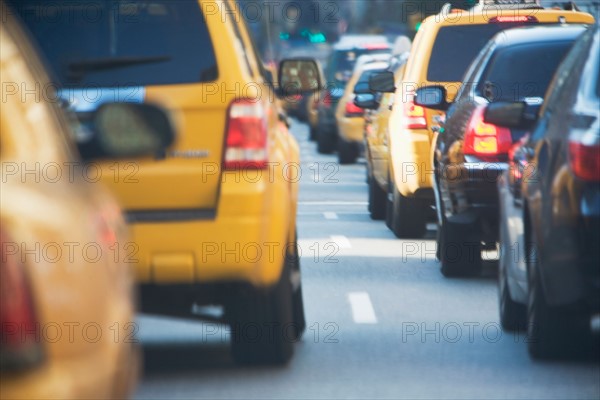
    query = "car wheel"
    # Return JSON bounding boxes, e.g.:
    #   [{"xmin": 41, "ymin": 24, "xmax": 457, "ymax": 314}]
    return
[
  {"xmin": 389, "ymin": 181, "xmax": 426, "ymax": 239},
  {"xmin": 499, "ymin": 263, "xmax": 526, "ymax": 331},
  {"xmin": 525, "ymin": 237, "xmax": 590, "ymax": 359},
  {"xmin": 338, "ymin": 139, "xmax": 358, "ymax": 165},
  {"xmin": 230, "ymin": 259, "xmax": 296, "ymax": 365},
  {"xmin": 438, "ymin": 212, "xmax": 482, "ymax": 277},
  {"xmin": 498, "ymin": 211, "xmax": 526, "ymax": 331},
  {"xmin": 368, "ymin": 176, "xmax": 386, "ymax": 220},
  {"xmin": 286, "ymin": 238, "xmax": 306, "ymax": 339},
  {"xmin": 317, "ymin": 127, "xmax": 336, "ymax": 154},
  {"xmin": 309, "ymin": 125, "xmax": 317, "ymax": 141}
]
